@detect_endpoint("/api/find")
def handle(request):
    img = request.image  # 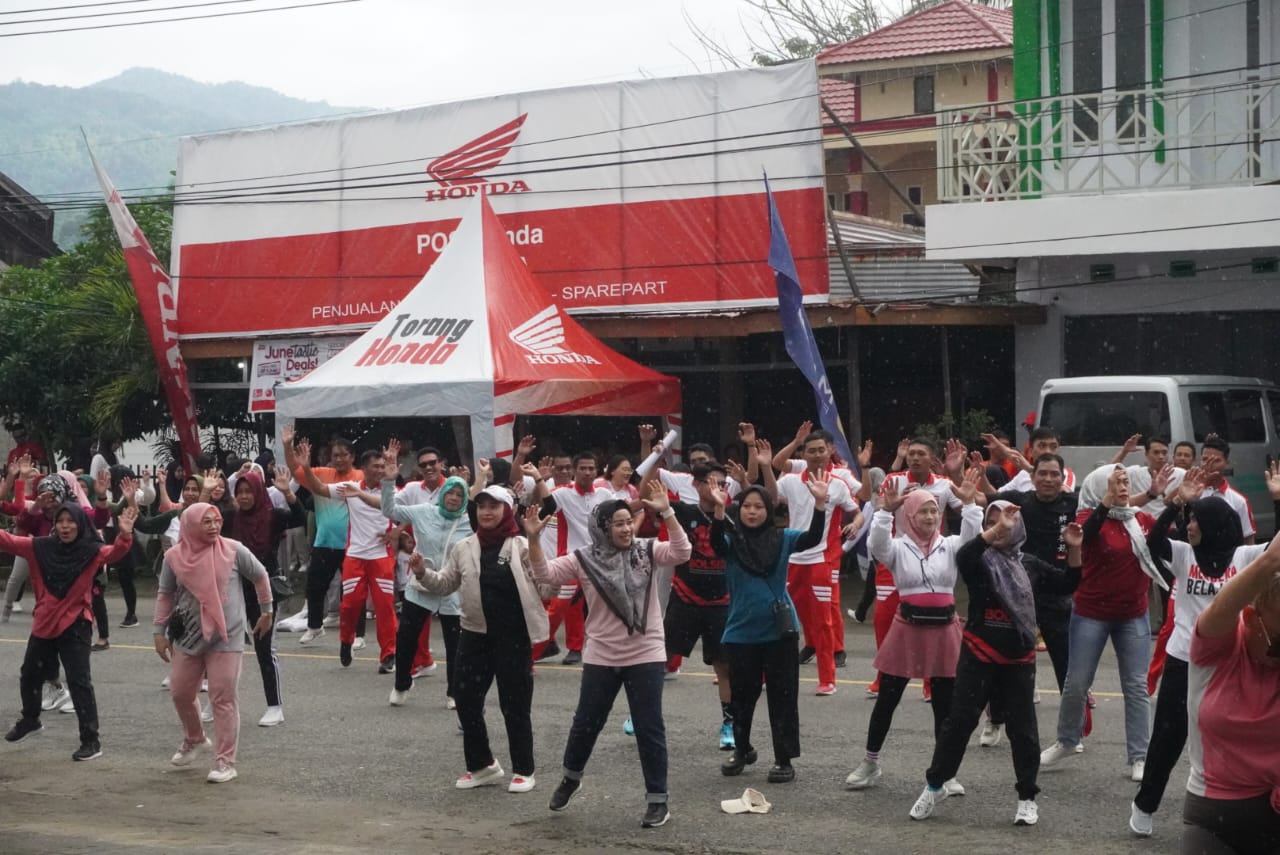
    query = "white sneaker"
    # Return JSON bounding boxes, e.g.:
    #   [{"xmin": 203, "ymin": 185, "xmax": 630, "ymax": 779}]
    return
[
  {"xmin": 171, "ymin": 737, "xmax": 211, "ymax": 766},
  {"xmin": 664, "ymin": 667, "xmax": 680, "ymax": 681},
  {"xmin": 258, "ymin": 706, "xmax": 284, "ymax": 727},
  {"xmin": 58, "ymin": 695, "xmax": 76, "ymax": 714},
  {"xmin": 910, "ymin": 785, "xmax": 948, "ymax": 820},
  {"xmin": 322, "ymin": 615, "xmax": 339, "ymax": 628},
  {"xmin": 299, "ymin": 627, "xmax": 325, "ymax": 645},
  {"xmin": 200, "ymin": 679, "xmax": 208, "ymax": 693},
  {"xmin": 508, "ymin": 774, "xmax": 536, "ymax": 793},
  {"xmin": 352, "ymin": 637, "xmax": 367, "ymax": 651},
  {"xmin": 455, "ymin": 760, "xmax": 504, "ymax": 789},
  {"xmin": 1129, "ymin": 802, "xmax": 1154, "ymax": 836},
  {"xmin": 1014, "ymin": 799, "xmax": 1039, "ymax": 826},
  {"xmin": 207, "ymin": 761, "xmax": 237, "ymax": 783},
  {"xmin": 845, "ymin": 759, "xmax": 882, "ymax": 790},
  {"xmin": 1033, "ymin": 687, "xmax": 1042, "ymax": 705},
  {"xmin": 389, "ymin": 688, "xmax": 409, "ymax": 707},
  {"xmin": 1129, "ymin": 759, "xmax": 1145, "ymax": 782},
  {"xmin": 1039, "ymin": 741, "xmax": 1078, "ymax": 769},
  {"xmin": 411, "ymin": 662, "xmax": 438, "ymax": 678},
  {"xmin": 201, "ymin": 701, "xmax": 214, "ymax": 723},
  {"xmin": 979, "ymin": 721, "xmax": 1004, "ymax": 747},
  {"xmin": 942, "ymin": 778, "xmax": 966, "ymax": 797},
  {"xmin": 161, "ymin": 675, "xmax": 171, "ymax": 689},
  {"xmin": 446, "ymin": 696, "xmax": 457, "ymax": 710},
  {"xmin": 42, "ymin": 685, "xmax": 70, "ymax": 712},
  {"xmin": 11, "ymin": 602, "xmax": 22, "ymax": 613},
  {"xmin": 1075, "ymin": 741, "xmax": 1086, "ymax": 754}
]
